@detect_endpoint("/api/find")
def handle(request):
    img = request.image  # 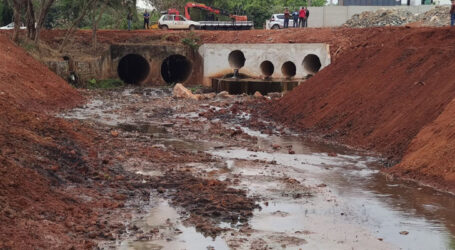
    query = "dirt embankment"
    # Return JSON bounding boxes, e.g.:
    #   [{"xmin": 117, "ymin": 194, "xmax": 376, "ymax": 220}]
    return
[
  {"xmin": 32, "ymin": 28, "xmax": 363, "ymax": 61},
  {"xmin": 0, "ymin": 34, "xmax": 150, "ymax": 249},
  {"xmin": 271, "ymin": 27, "xmax": 455, "ymax": 192}
]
